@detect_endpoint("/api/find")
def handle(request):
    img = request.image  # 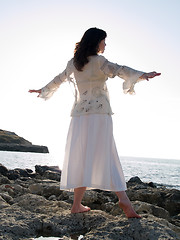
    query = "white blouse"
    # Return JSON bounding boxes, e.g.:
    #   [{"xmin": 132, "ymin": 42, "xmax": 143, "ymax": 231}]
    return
[{"xmin": 39, "ymin": 55, "xmax": 145, "ymax": 116}]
